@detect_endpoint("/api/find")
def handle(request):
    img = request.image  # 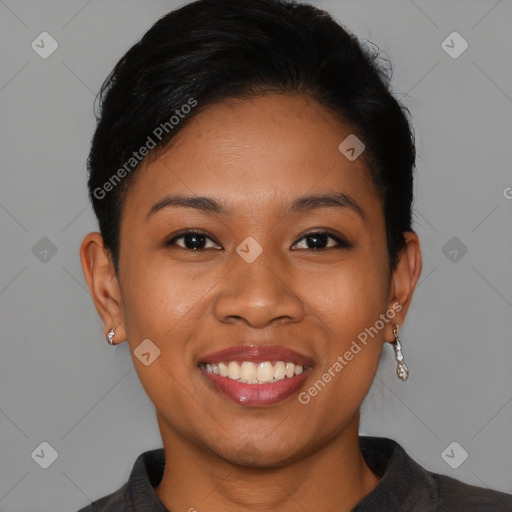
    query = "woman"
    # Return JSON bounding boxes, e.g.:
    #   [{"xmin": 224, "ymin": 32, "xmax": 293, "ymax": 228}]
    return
[{"xmin": 78, "ymin": 0, "xmax": 512, "ymax": 510}]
